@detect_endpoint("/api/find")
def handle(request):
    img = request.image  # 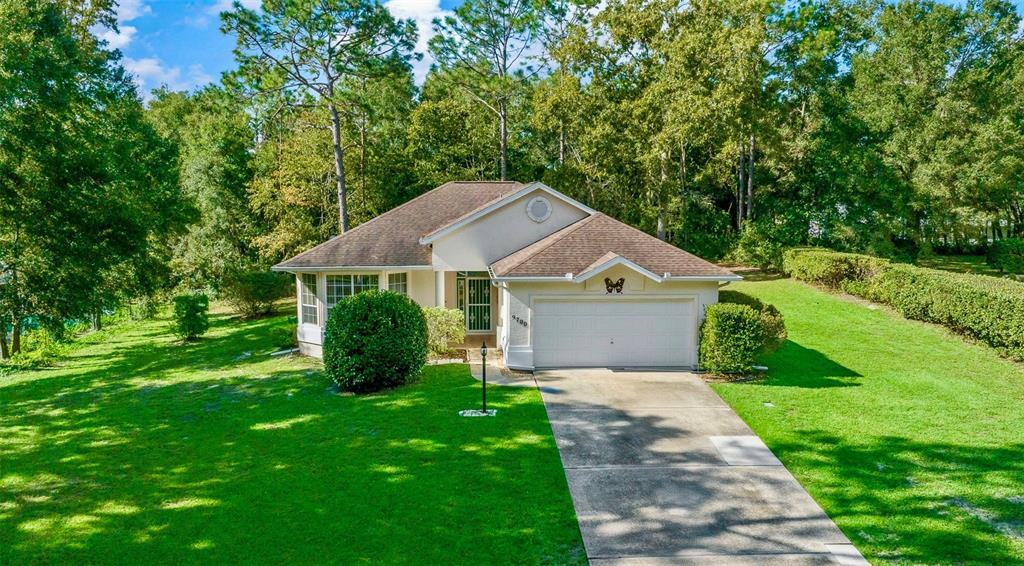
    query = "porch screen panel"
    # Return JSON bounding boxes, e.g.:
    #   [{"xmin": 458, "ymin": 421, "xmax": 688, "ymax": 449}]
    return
[{"xmin": 466, "ymin": 279, "xmax": 491, "ymax": 331}]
